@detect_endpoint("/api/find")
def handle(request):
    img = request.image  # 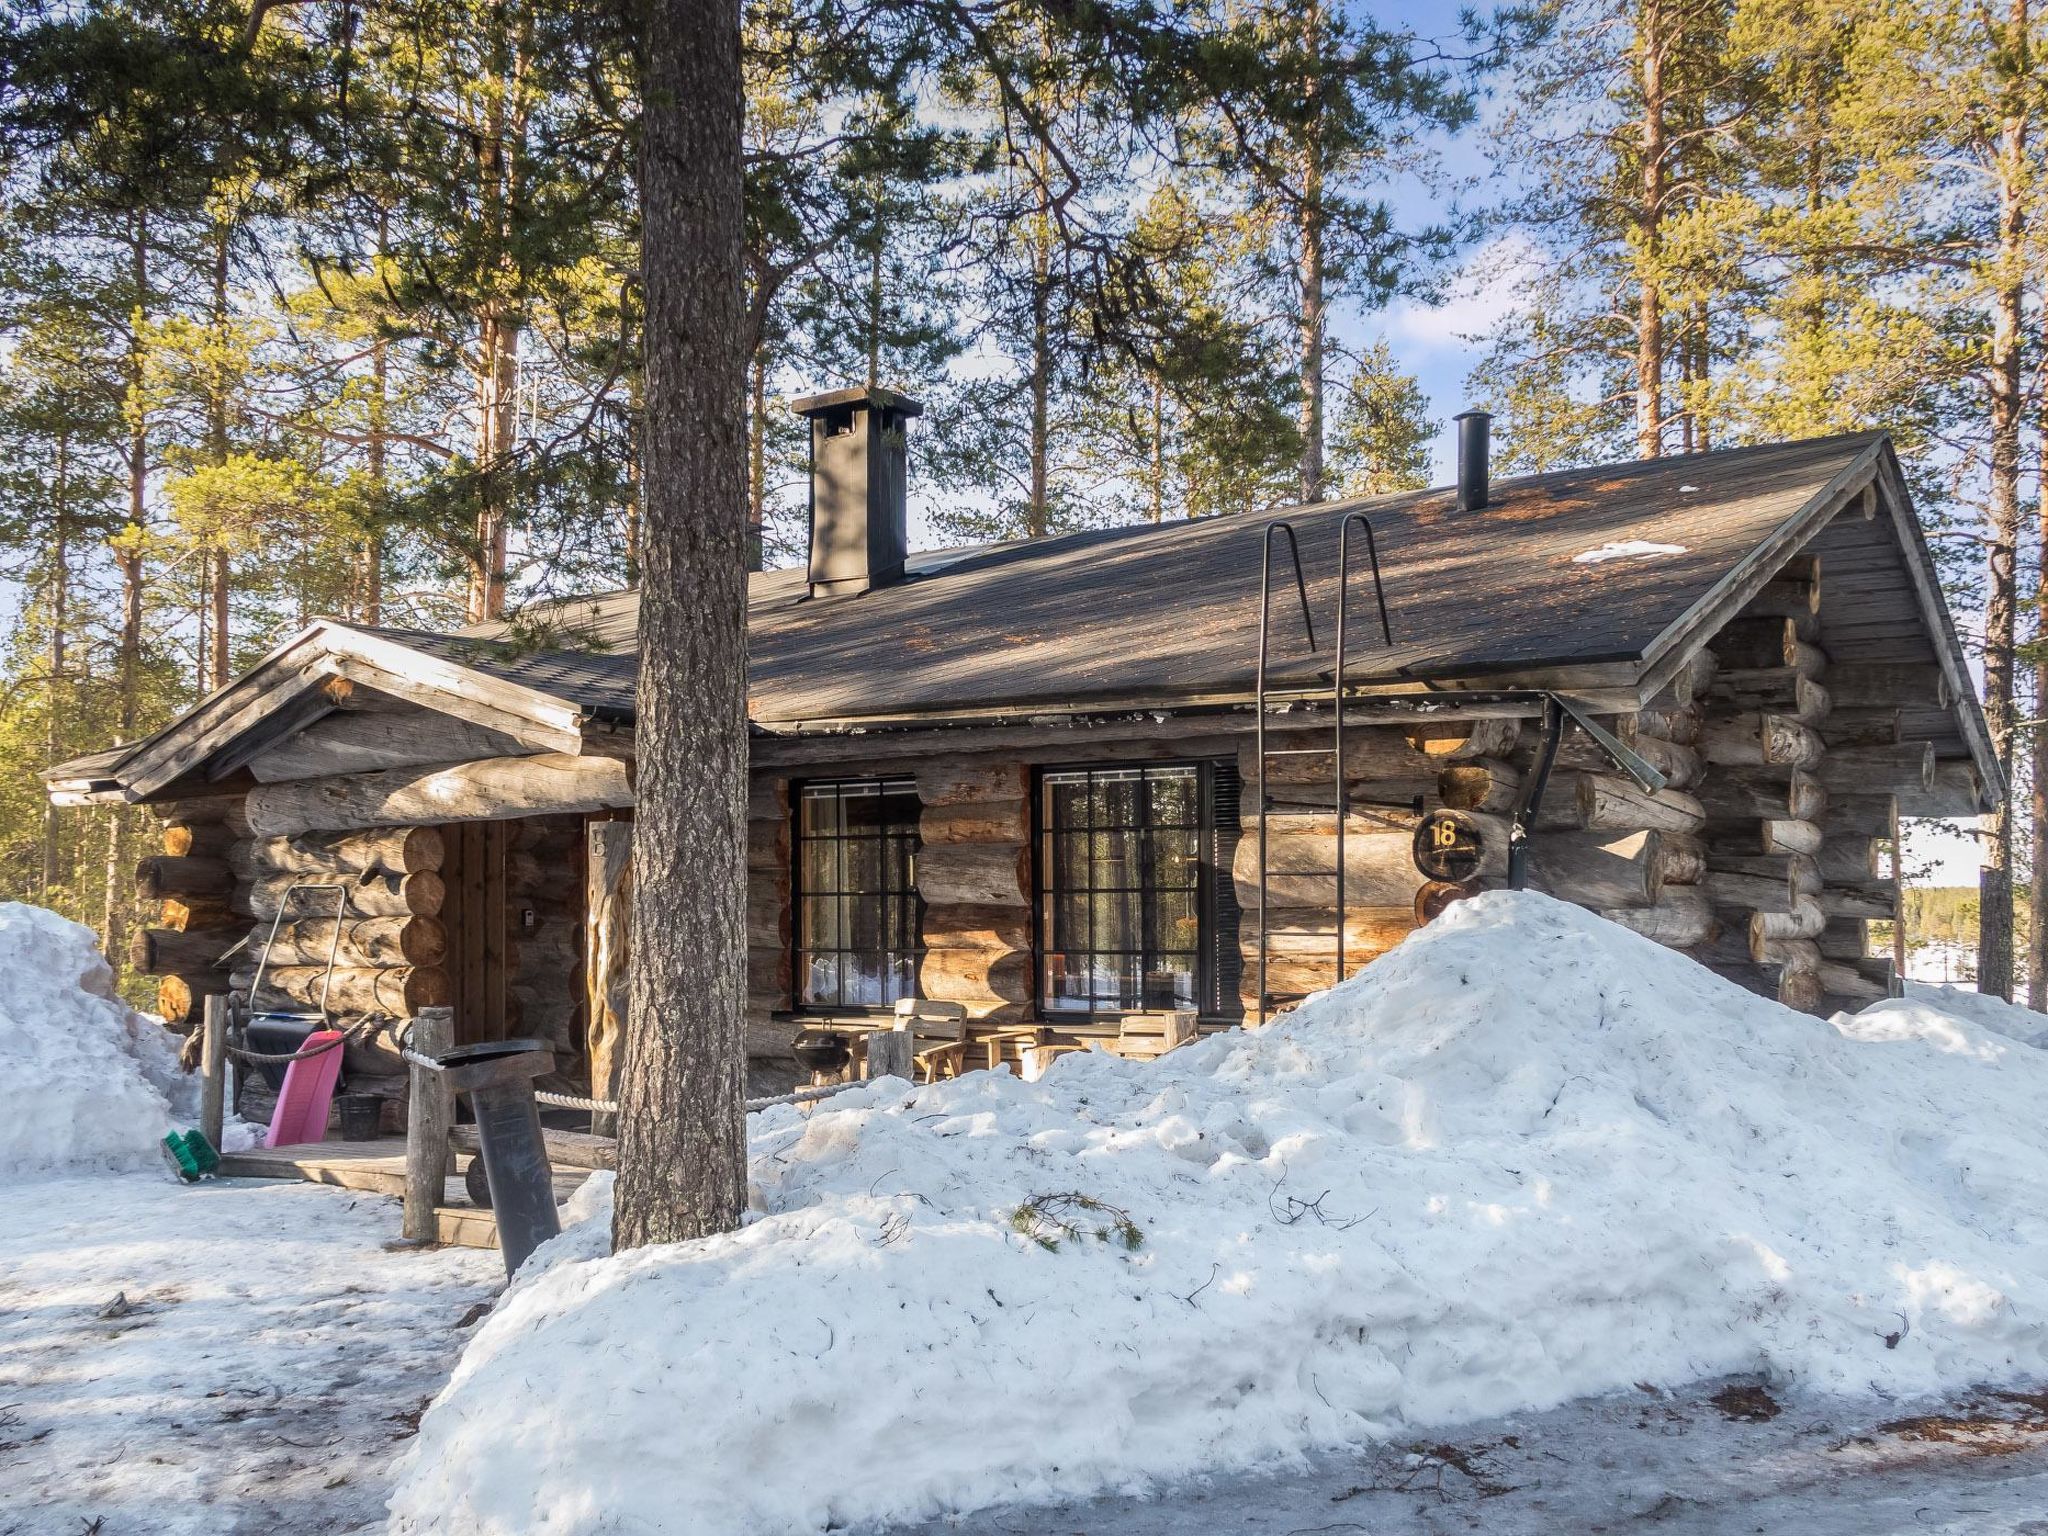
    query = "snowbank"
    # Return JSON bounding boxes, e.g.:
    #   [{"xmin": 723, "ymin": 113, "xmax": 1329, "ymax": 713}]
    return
[
  {"xmin": 0, "ymin": 902, "xmax": 181, "ymax": 1170},
  {"xmin": 1885, "ymin": 980, "xmax": 2048, "ymax": 1051},
  {"xmin": 389, "ymin": 893, "xmax": 2048, "ymax": 1535}
]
